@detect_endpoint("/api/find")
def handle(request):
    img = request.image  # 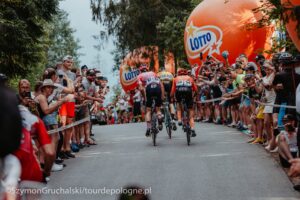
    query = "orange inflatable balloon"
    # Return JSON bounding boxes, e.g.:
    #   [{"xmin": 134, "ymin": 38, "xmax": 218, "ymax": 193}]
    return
[
  {"xmin": 184, "ymin": 0, "xmax": 274, "ymax": 66},
  {"xmin": 119, "ymin": 64, "xmax": 140, "ymax": 92},
  {"xmin": 281, "ymin": 0, "xmax": 300, "ymax": 51}
]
